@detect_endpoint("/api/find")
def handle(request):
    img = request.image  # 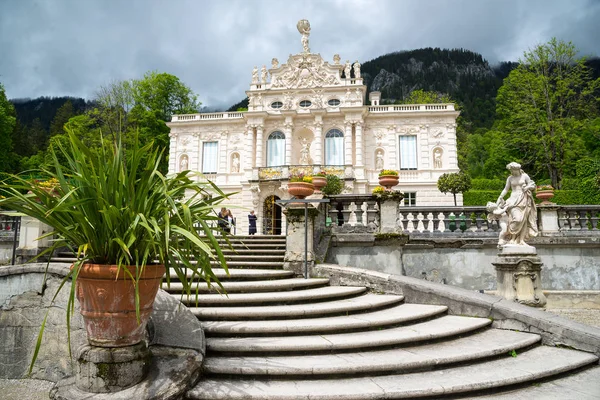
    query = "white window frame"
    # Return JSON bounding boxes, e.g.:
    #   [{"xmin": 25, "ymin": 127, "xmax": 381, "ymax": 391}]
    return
[
  {"xmin": 399, "ymin": 135, "xmax": 417, "ymax": 170},
  {"xmin": 266, "ymin": 131, "xmax": 286, "ymax": 167},
  {"xmin": 202, "ymin": 141, "xmax": 218, "ymax": 173},
  {"xmin": 403, "ymin": 192, "xmax": 417, "ymax": 206},
  {"xmin": 325, "ymin": 129, "xmax": 344, "ymax": 166}
]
